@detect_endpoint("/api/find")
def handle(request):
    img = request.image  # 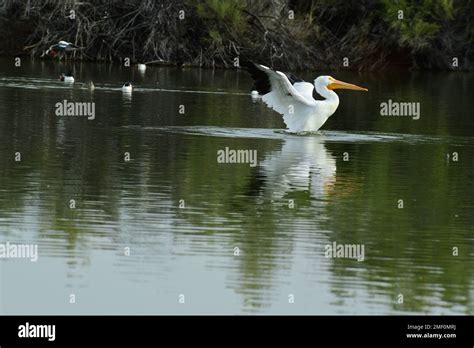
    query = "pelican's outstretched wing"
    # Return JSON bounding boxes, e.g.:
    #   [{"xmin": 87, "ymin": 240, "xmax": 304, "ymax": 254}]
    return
[{"xmin": 243, "ymin": 61, "xmax": 318, "ymax": 130}]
